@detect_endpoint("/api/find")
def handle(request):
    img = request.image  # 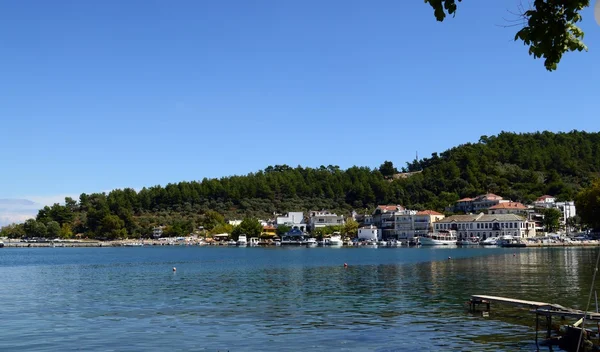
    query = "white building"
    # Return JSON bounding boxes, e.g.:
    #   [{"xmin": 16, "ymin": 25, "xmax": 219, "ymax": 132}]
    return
[
  {"xmin": 152, "ymin": 226, "xmax": 164, "ymax": 238},
  {"xmin": 228, "ymin": 219, "xmax": 243, "ymax": 226},
  {"xmin": 308, "ymin": 211, "xmax": 345, "ymax": 232},
  {"xmin": 358, "ymin": 225, "xmax": 381, "ymax": 241},
  {"xmin": 533, "ymin": 195, "xmax": 577, "ymax": 228},
  {"xmin": 434, "ymin": 213, "xmax": 536, "ymax": 240},
  {"xmin": 276, "ymin": 212, "xmax": 306, "ymax": 231}
]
